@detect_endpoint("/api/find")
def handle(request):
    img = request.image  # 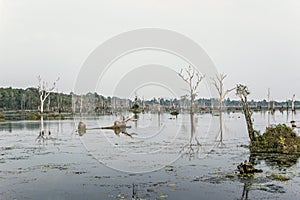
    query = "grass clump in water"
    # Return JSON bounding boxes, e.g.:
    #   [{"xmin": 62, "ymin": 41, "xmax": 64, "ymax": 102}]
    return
[
  {"xmin": 250, "ymin": 124, "xmax": 300, "ymax": 154},
  {"xmin": 267, "ymin": 173, "xmax": 290, "ymax": 181}
]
